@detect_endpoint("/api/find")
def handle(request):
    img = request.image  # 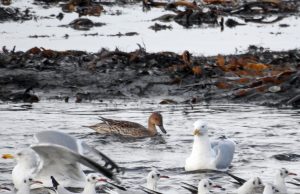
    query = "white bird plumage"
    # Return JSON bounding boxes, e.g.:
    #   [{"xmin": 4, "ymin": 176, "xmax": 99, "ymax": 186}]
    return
[
  {"xmin": 197, "ymin": 179, "xmax": 222, "ymax": 194},
  {"xmin": 263, "ymin": 183, "xmax": 279, "ymax": 194},
  {"xmin": 185, "ymin": 120, "xmax": 235, "ymax": 171},
  {"xmin": 273, "ymin": 168, "xmax": 297, "ymax": 194},
  {"xmin": 51, "ymin": 173, "xmax": 106, "ymax": 194},
  {"xmin": 3, "ymin": 130, "xmax": 120, "ymax": 190},
  {"xmin": 237, "ymin": 177, "xmax": 263, "ymax": 194}
]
